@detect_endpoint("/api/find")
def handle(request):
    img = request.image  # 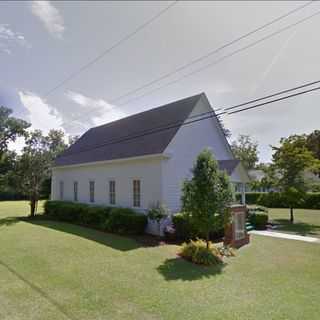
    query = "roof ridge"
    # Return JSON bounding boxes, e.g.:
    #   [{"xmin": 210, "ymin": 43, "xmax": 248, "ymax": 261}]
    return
[{"xmin": 91, "ymin": 93, "xmax": 203, "ymax": 131}]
